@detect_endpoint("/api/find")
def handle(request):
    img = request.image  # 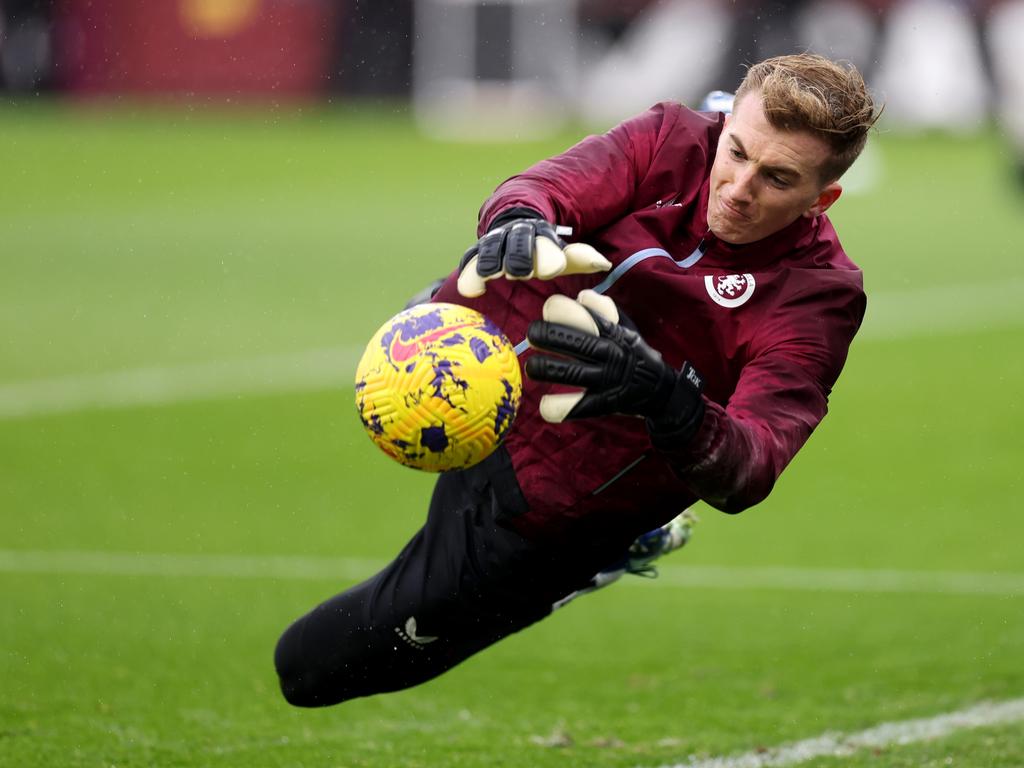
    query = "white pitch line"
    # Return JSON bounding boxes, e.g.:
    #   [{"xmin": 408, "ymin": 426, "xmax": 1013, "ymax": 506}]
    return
[
  {"xmin": 0, "ymin": 549, "xmax": 386, "ymax": 582},
  {"xmin": 858, "ymin": 277, "xmax": 1024, "ymax": 341},
  {"xmin": 649, "ymin": 696, "xmax": 1024, "ymax": 768},
  {"xmin": 1, "ymin": 549, "xmax": 1022, "ymax": 596},
  {"xmin": 1, "ymin": 280, "xmax": 1023, "ymax": 421},
  {"xmin": 0, "ymin": 345, "xmax": 364, "ymax": 420},
  {"xmin": 647, "ymin": 563, "xmax": 1024, "ymax": 596}
]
